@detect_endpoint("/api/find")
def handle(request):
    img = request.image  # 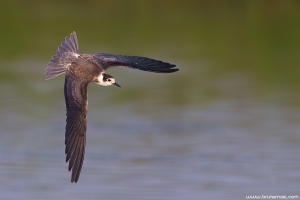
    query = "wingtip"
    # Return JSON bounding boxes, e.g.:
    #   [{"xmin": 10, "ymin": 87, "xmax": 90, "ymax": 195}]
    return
[
  {"xmin": 172, "ymin": 68, "xmax": 179, "ymax": 72},
  {"xmin": 71, "ymin": 172, "xmax": 79, "ymax": 183},
  {"xmin": 166, "ymin": 63, "xmax": 178, "ymax": 72},
  {"xmin": 163, "ymin": 68, "xmax": 179, "ymax": 73},
  {"xmin": 71, "ymin": 176, "xmax": 76, "ymax": 183}
]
